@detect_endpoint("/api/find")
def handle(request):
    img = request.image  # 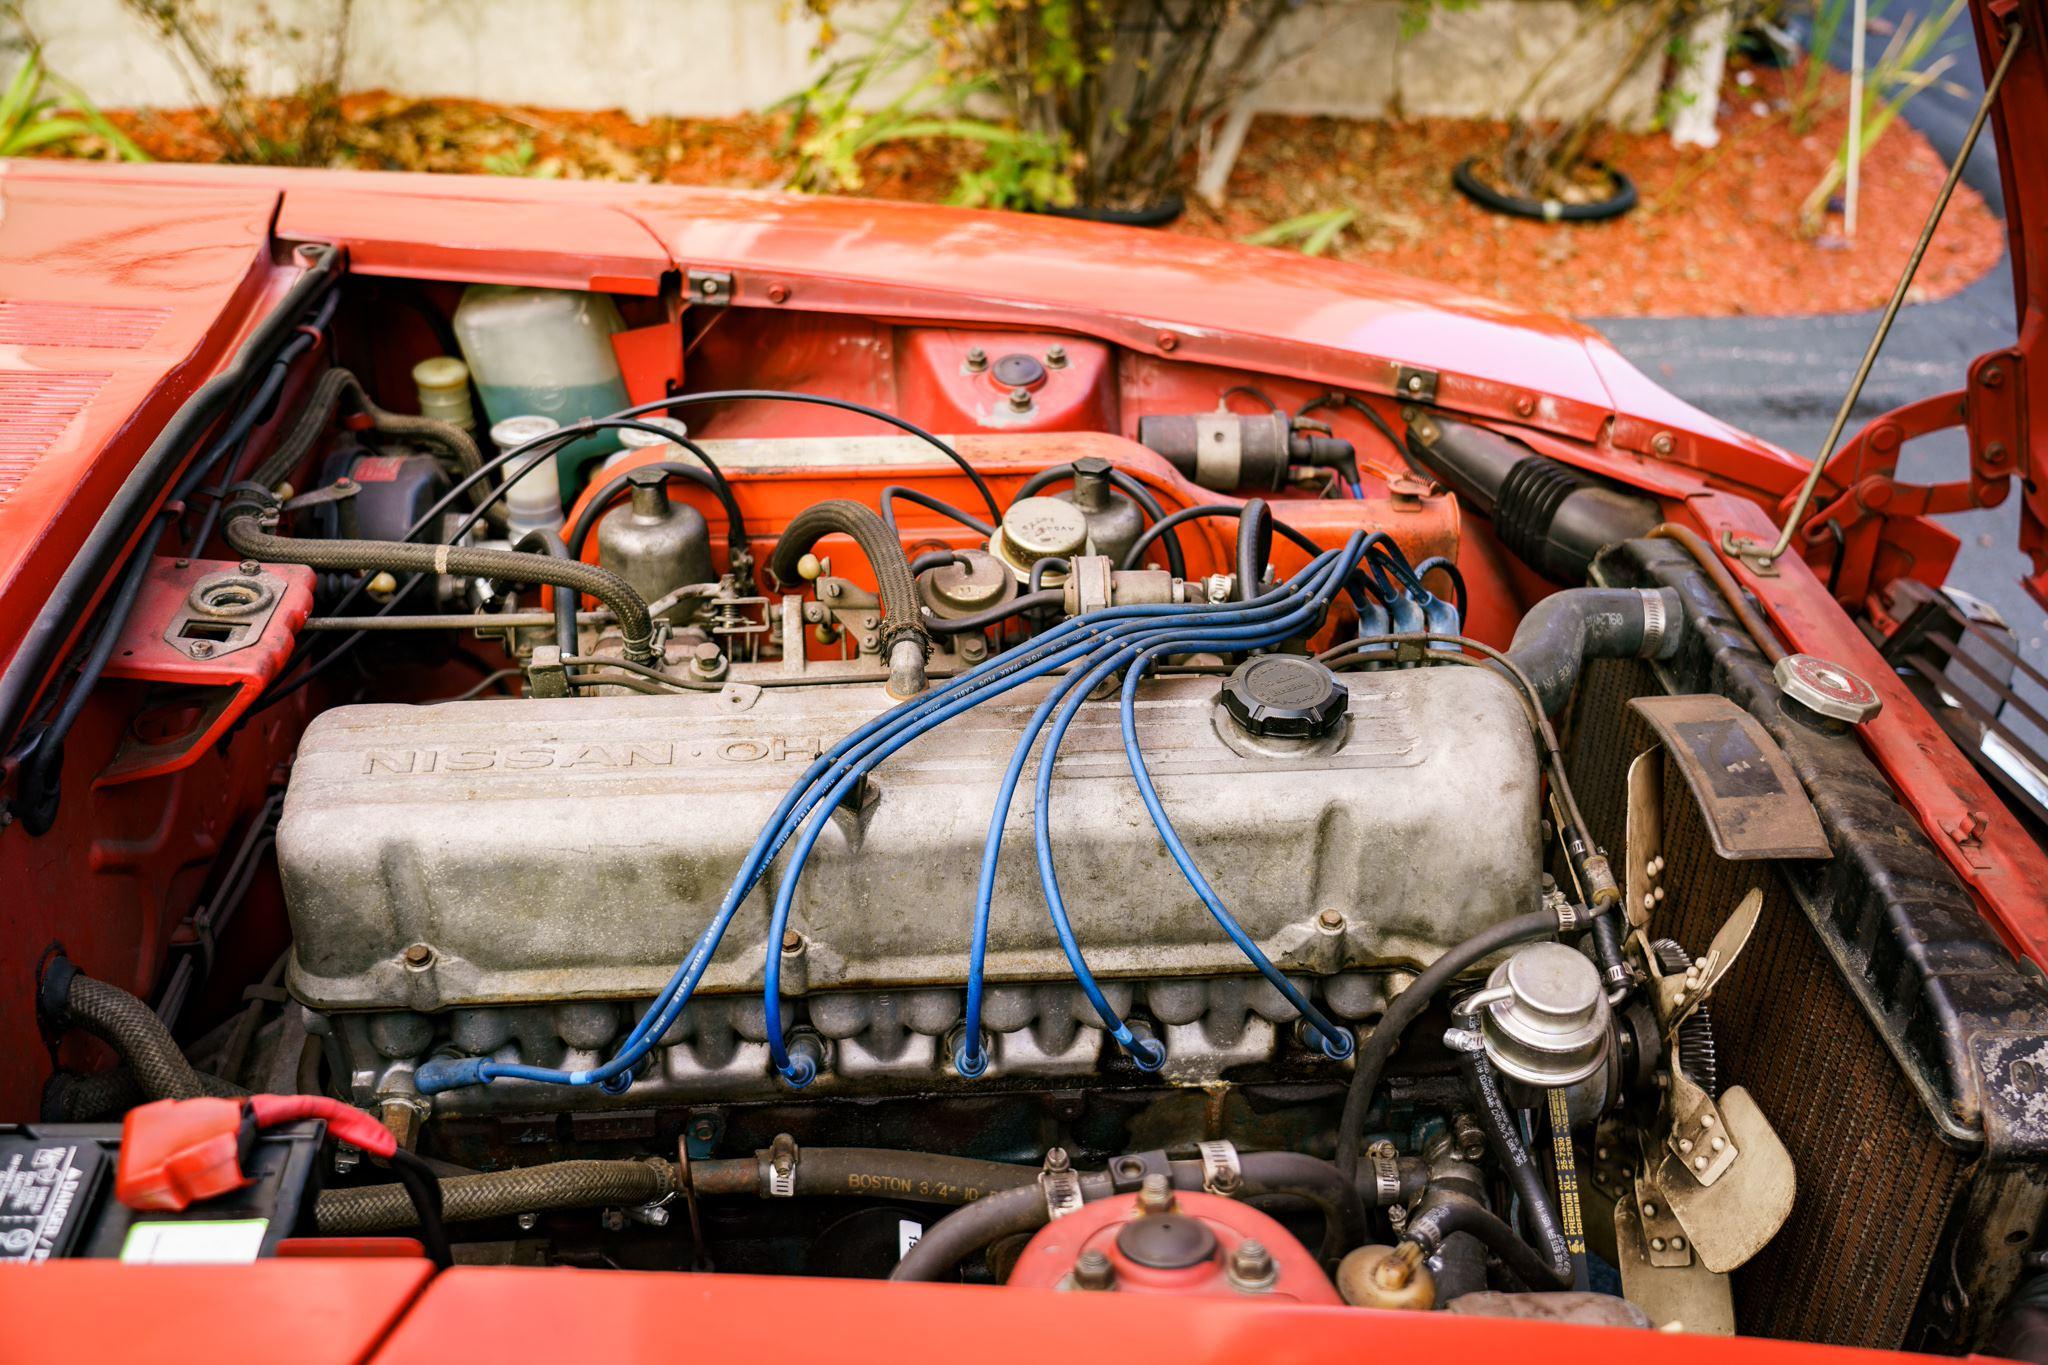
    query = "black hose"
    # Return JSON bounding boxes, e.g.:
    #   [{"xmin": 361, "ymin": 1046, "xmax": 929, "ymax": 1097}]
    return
[
  {"xmin": 881, "ymin": 485, "xmax": 994, "ymax": 538},
  {"xmin": 1504, "ymin": 586, "xmax": 1682, "ymax": 716},
  {"xmin": 223, "ymin": 497, "xmax": 657, "ymax": 662},
  {"xmin": 1334, "ymin": 910, "xmax": 1559, "ymax": 1189},
  {"xmin": 890, "ymin": 1182, "xmax": 1058, "ymax": 1281},
  {"xmin": 514, "ymin": 529, "xmax": 580, "ymax": 649},
  {"xmin": 912, "ymin": 551, "xmax": 975, "ymax": 575},
  {"xmin": 1120, "ymin": 502, "xmax": 1319, "ymax": 573},
  {"xmin": 1028, "ymin": 557, "xmax": 1069, "ymax": 595},
  {"xmin": 564, "ymin": 461, "xmax": 747, "ymax": 566},
  {"xmin": 388, "ymin": 1151, "xmax": 453, "ymax": 1268},
  {"xmin": 319, "ymin": 1158, "xmax": 675, "ymax": 1233},
  {"xmin": 620, "ymin": 390, "xmax": 1001, "ymax": 525},
  {"xmin": 1013, "ymin": 463, "xmax": 1186, "ymax": 579},
  {"xmin": 770, "ymin": 500, "xmax": 931, "ymax": 660},
  {"xmin": 1453, "ymin": 1045, "xmax": 1573, "ymax": 1287},
  {"xmin": 1401, "ymin": 1186, "xmax": 1570, "ymax": 1292},
  {"xmin": 36, "ymin": 956, "xmax": 247, "ymax": 1104},
  {"xmin": 724, "ymin": 1148, "xmax": 1041, "ymax": 1202},
  {"xmin": 1236, "ymin": 498, "xmax": 1273, "ymax": 602},
  {"xmin": 893, "ymin": 1150, "xmax": 1364, "ymax": 1282},
  {"xmin": 922, "ymin": 589, "xmax": 1063, "ymax": 635}
]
